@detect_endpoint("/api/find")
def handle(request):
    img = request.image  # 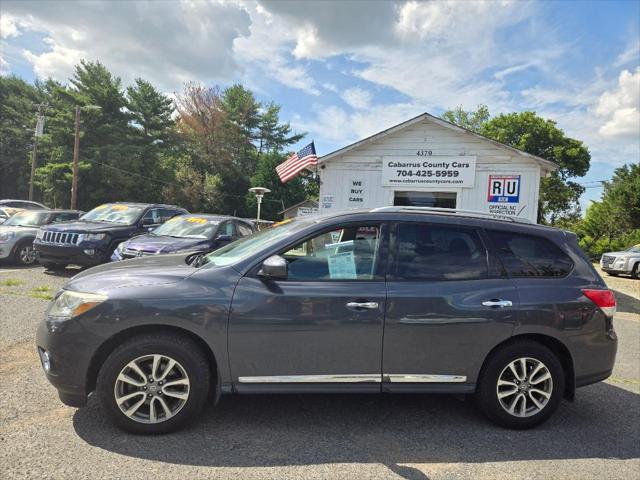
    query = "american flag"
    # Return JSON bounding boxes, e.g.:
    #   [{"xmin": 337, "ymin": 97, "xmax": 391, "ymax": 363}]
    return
[{"xmin": 276, "ymin": 141, "xmax": 318, "ymax": 183}]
